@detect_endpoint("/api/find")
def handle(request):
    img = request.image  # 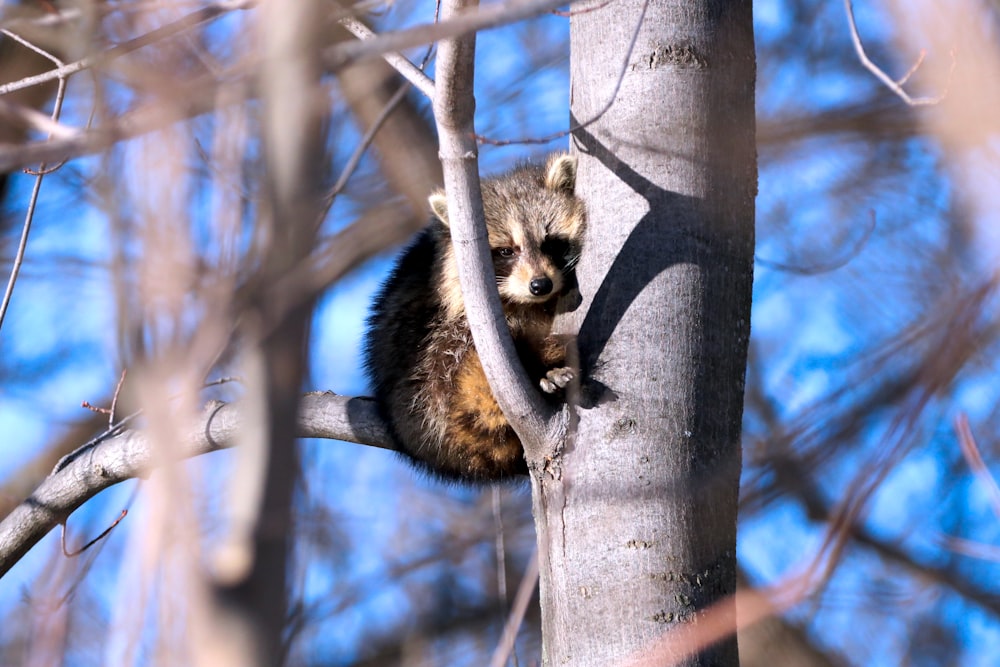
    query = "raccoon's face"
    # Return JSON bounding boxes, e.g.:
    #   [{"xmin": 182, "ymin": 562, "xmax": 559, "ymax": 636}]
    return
[
  {"xmin": 487, "ymin": 213, "xmax": 580, "ymax": 306},
  {"xmin": 430, "ymin": 154, "xmax": 586, "ymax": 318}
]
